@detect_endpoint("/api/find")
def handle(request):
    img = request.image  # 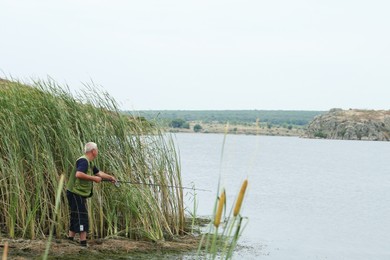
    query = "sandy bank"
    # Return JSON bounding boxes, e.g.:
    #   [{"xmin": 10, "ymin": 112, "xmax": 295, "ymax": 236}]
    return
[{"xmin": 1, "ymin": 236, "xmax": 201, "ymax": 259}]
